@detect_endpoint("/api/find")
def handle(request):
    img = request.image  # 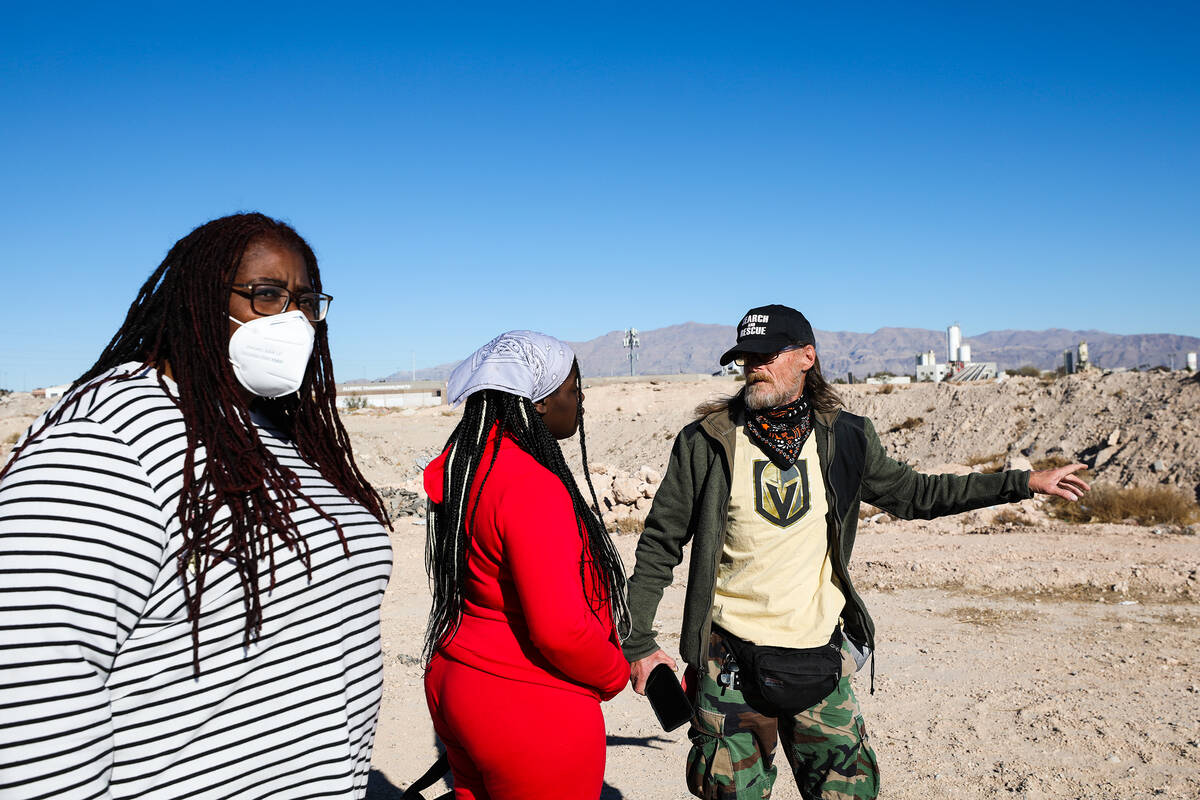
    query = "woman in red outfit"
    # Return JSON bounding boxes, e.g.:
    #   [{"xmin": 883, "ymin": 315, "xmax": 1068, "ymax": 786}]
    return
[{"xmin": 423, "ymin": 330, "xmax": 630, "ymax": 800}]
